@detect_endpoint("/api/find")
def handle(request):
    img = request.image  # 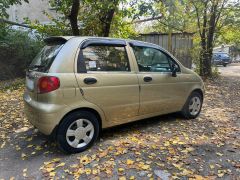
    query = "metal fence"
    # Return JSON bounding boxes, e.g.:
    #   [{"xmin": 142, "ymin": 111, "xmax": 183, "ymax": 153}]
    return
[{"xmin": 136, "ymin": 33, "xmax": 194, "ymax": 68}]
